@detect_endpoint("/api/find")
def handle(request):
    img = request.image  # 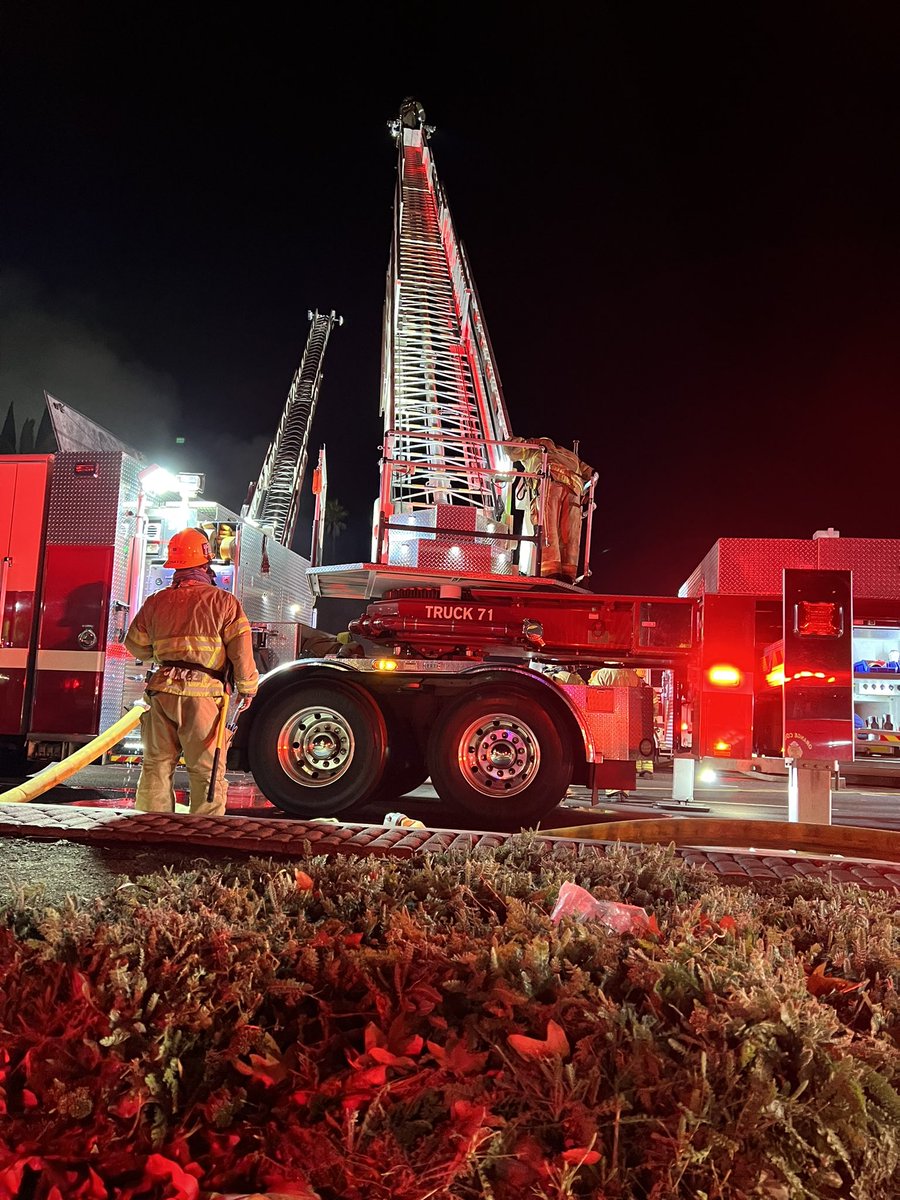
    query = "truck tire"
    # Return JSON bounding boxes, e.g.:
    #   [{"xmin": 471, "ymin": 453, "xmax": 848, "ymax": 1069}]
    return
[
  {"xmin": 365, "ymin": 721, "xmax": 429, "ymax": 807},
  {"xmin": 248, "ymin": 683, "xmax": 387, "ymax": 816},
  {"xmin": 426, "ymin": 687, "xmax": 572, "ymax": 825}
]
